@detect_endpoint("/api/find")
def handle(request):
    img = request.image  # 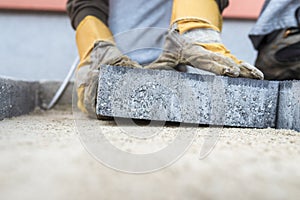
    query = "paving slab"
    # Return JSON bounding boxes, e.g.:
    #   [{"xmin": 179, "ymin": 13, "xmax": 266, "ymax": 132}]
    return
[
  {"xmin": 277, "ymin": 81, "xmax": 300, "ymax": 132},
  {"xmin": 97, "ymin": 65, "xmax": 279, "ymax": 128},
  {"xmin": 0, "ymin": 77, "xmax": 38, "ymax": 120}
]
